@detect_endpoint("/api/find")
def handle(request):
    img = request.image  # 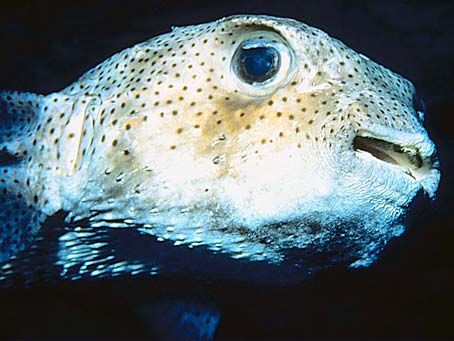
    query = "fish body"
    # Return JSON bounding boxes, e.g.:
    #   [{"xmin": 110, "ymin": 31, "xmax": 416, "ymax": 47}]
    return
[{"xmin": 0, "ymin": 15, "xmax": 440, "ymax": 277}]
